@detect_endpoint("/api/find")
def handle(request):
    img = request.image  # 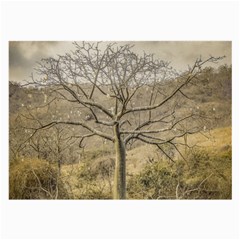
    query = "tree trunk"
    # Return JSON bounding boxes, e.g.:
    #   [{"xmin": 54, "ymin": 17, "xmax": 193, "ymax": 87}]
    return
[{"xmin": 113, "ymin": 124, "xmax": 126, "ymax": 199}]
